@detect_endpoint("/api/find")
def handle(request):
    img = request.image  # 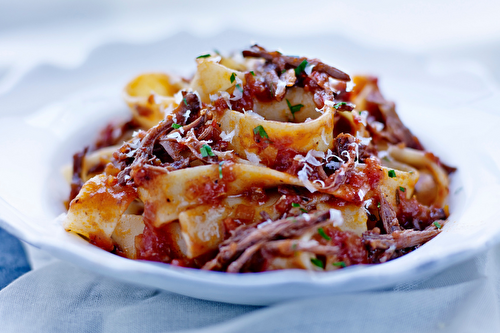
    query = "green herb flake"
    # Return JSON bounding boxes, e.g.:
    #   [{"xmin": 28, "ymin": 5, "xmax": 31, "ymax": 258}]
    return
[
  {"xmin": 250, "ymin": 71, "xmax": 256, "ymax": 76},
  {"xmin": 253, "ymin": 125, "xmax": 269, "ymax": 139},
  {"xmin": 433, "ymin": 221, "xmax": 442, "ymax": 229},
  {"xmin": 172, "ymin": 123, "xmax": 182, "ymax": 129},
  {"xmin": 300, "ymin": 208, "xmax": 308, "ymax": 213},
  {"xmin": 218, "ymin": 161, "xmax": 224, "ymax": 179},
  {"xmin": 183, "ymin": 97, "xmax": 188, "ymax": 106},
  {"xmin": 310, "ymin": 258, "xmax": 324, "ymax": 269},
  {"xmin": 291, "ymin": 203, "xmax": 300, "ymax": 208},
  {"xmin": 196, "ymin": 54, "xmax": 211, "ymax": 59},
  {"xmin": 281, "ymin": 69, "xmax": 286, "ymax": 74},
  {"xmin": 230, "ymin": 72, "xmax": 237, "ymax": 83},
  {"xmin": 399, "ymin": 186, "xmax": 406, "ymax": 192},
  {"xmin": 377, "ymin": 202, "xmax": 381, "ymax": 208},
  {"xmin": 334, "ymin": 102, "xmax": 347, "ymax": 109},
  {"xmin": 214, "ymin": 49, "xmax": 220, "ymax": 55},
  {"xmin": 388, "ymin": 169, "xmax": 396, "ymax": 178},
  {"xmin": 292, "ymin": 243, "xmax": 298, "ymax": 250},
  {"xmin": 200, "ymin": 144, "xmax": 215, "ymax": 158},
  {"xmin": 409, "ymin": 171, "xmax": 415, "ymax": 174},
  {"xmin": 333, "ymin": 261, "xmax": 346, "ymax": 268},
  {"xmin": 382, "ymin": 156, "xmax": 390, "ymax": 162},
  {"xmin": 318, "ymin": 227, "xmax": 331, "ymax": 241},
  {"xmin": 286, "ymin": 99, "xmax": 304, "ymax": 119},
  {"xmin": 236, "ymin": 84, "xmax": 243, "ymax": 92},
  {"xmin": 295, "ymin": 60, "xmax": 308, "ymax": 76}
]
